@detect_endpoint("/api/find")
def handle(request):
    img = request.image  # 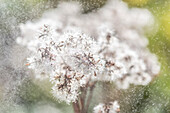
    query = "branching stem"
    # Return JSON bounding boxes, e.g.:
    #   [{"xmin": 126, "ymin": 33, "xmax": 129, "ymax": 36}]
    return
[{"xmin": 72, "ymin": 81, "xmax": 97, "ymax": 113}]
